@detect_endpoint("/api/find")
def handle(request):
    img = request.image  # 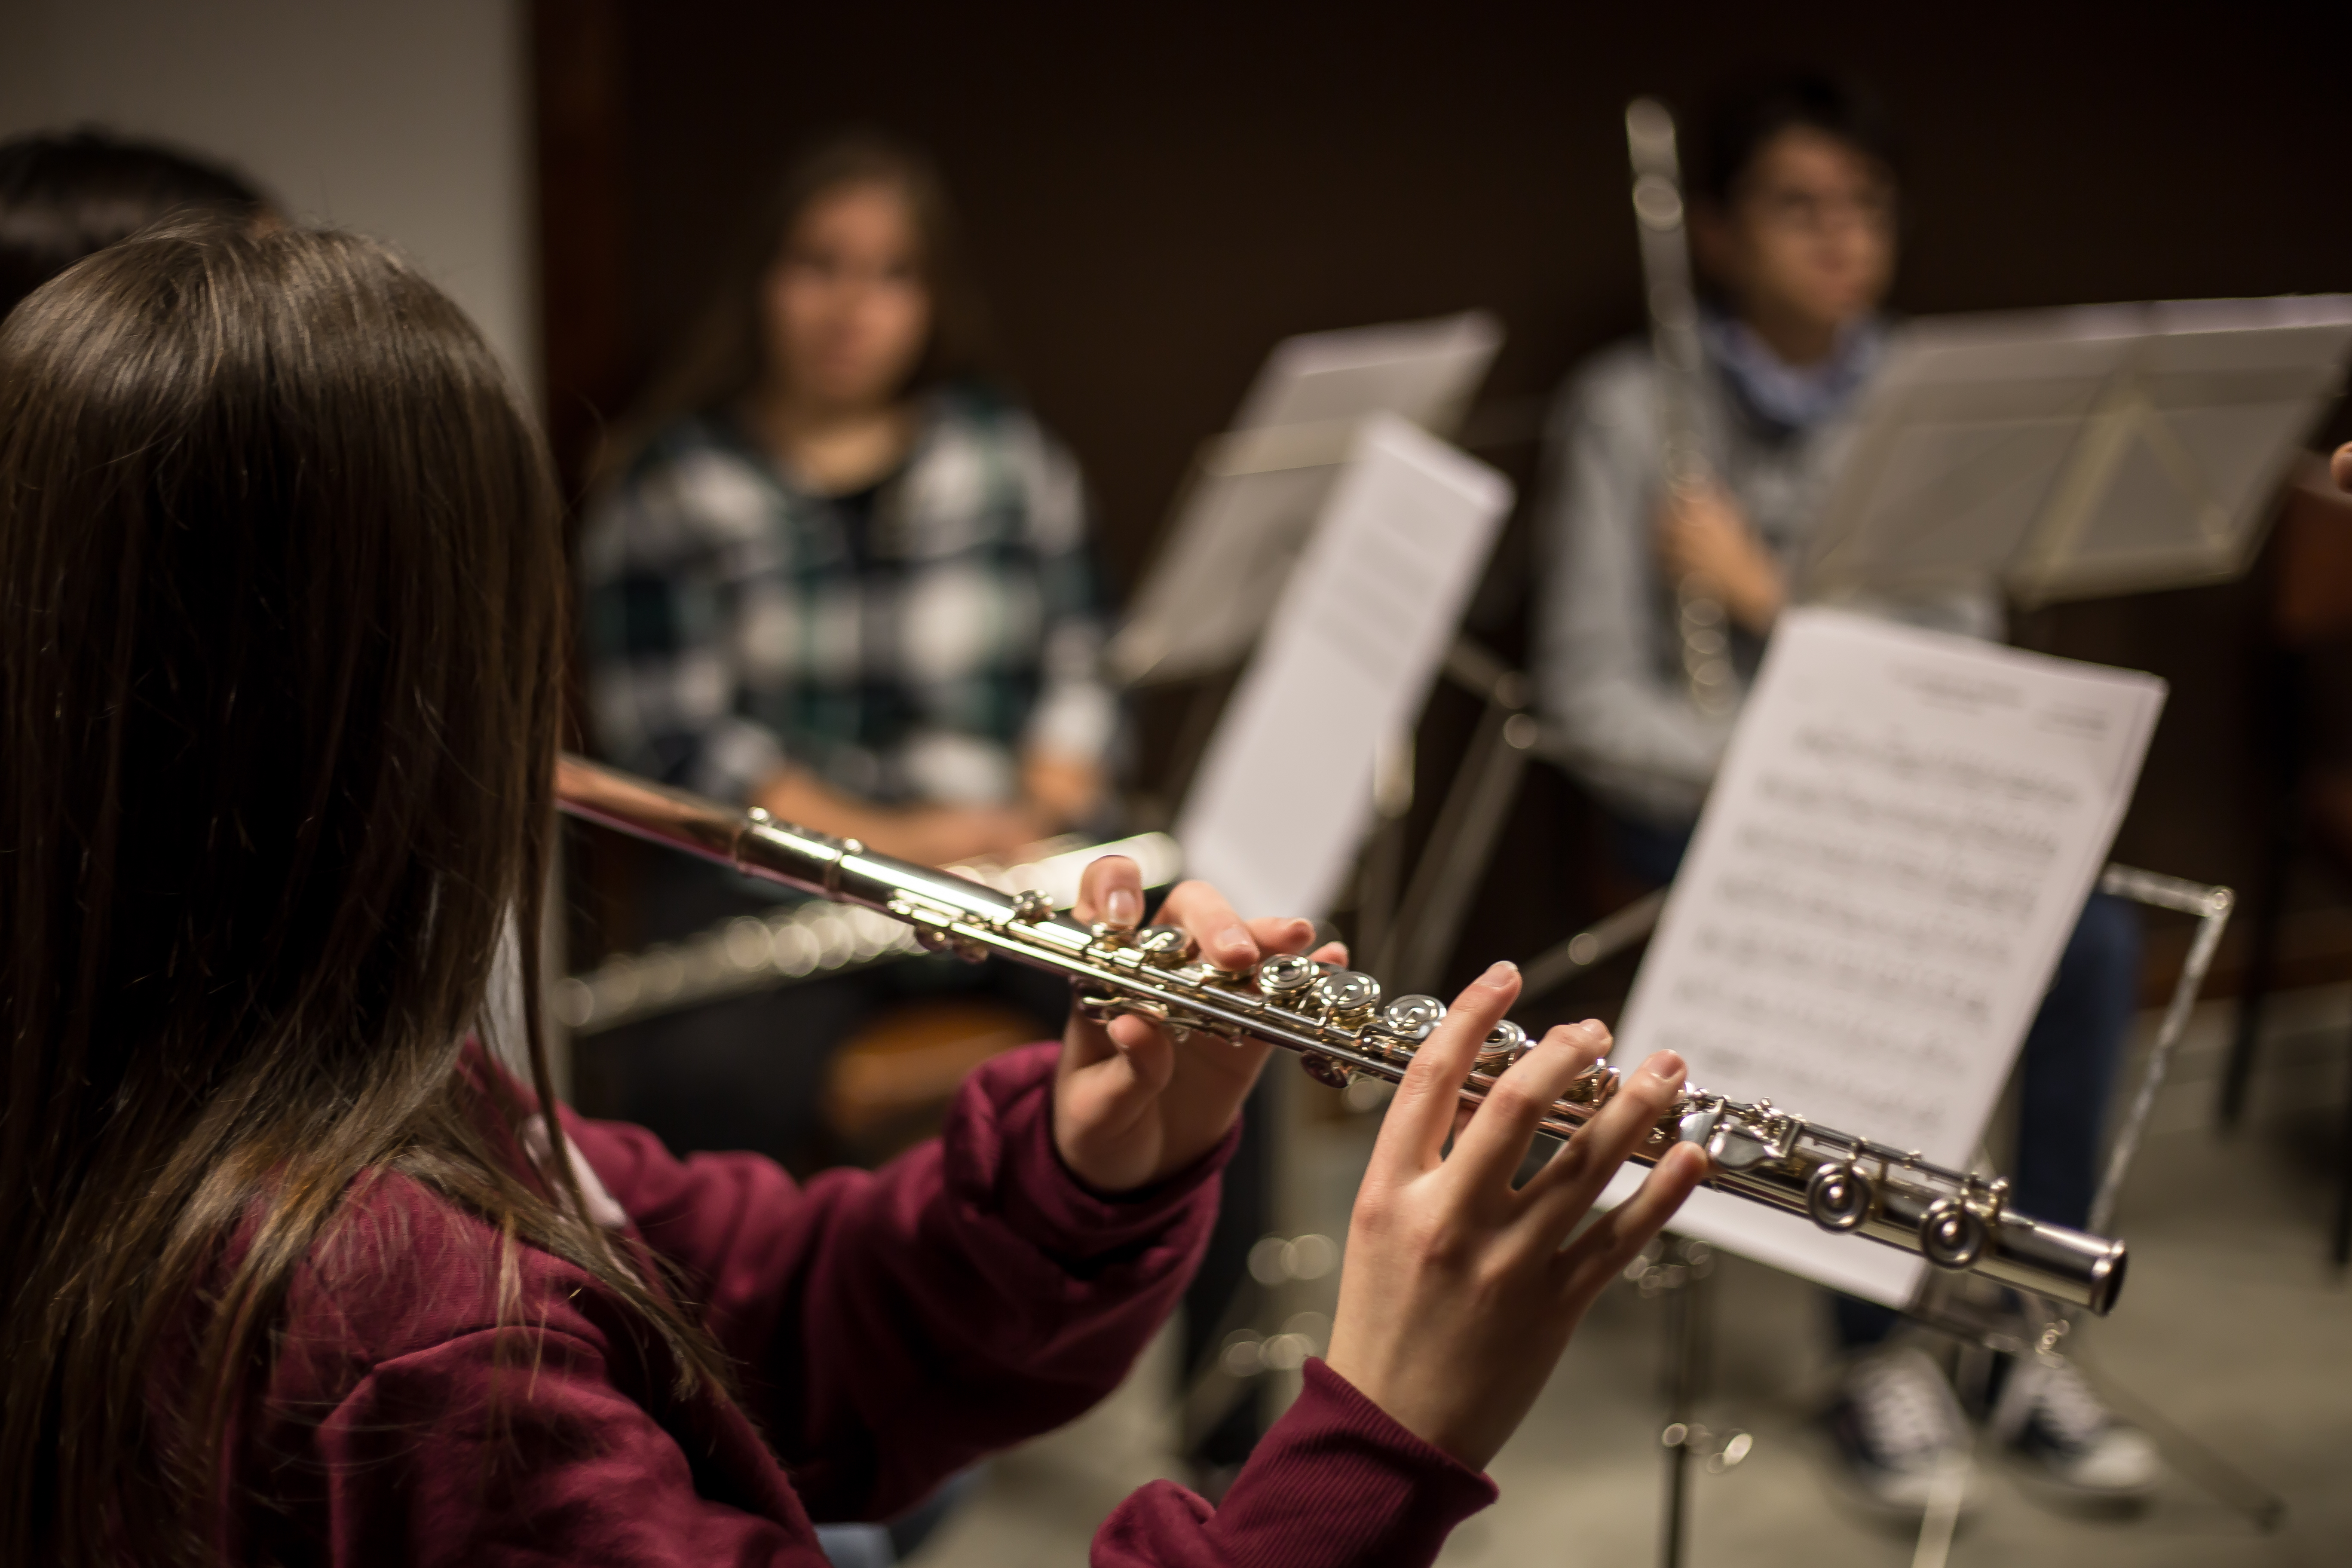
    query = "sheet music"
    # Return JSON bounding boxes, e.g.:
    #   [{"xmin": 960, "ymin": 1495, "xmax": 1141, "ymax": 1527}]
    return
[
  {"xmin": 1601, "ymin": 609, "xmax": 2165, "ymax": 1305},
  {"xmin": 1175, "ymin": 415, "xmax": 1510, "ymax": 918}
]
